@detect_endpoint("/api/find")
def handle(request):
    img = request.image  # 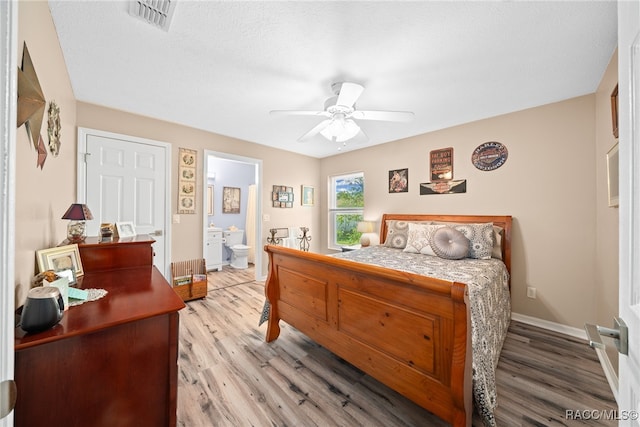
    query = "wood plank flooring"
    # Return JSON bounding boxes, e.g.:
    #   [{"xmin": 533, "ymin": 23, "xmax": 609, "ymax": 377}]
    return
[{"xmin": 177, "ymin": 265, "xmax": 617, "ymax": 426}]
